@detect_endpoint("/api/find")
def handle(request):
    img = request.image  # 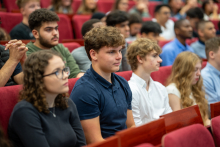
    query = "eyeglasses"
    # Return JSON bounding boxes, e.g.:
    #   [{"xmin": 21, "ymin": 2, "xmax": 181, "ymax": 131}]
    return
[{"xmin": 43, "ymin": 67, "xmax": 70, "ymax": 79}]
